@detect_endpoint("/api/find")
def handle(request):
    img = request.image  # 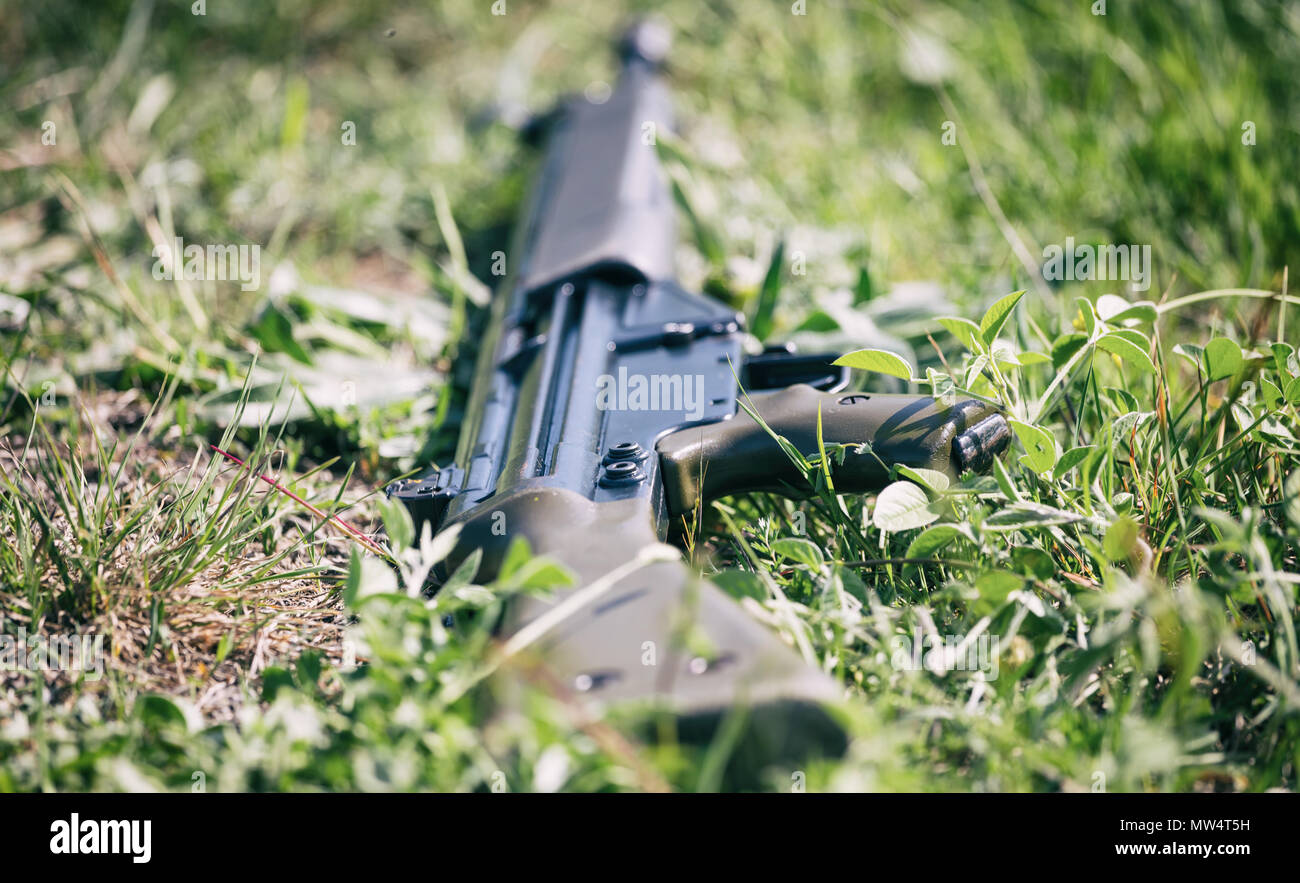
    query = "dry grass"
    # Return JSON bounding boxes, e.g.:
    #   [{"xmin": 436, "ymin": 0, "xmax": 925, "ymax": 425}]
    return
[{"xmin": 1, "ymin": 390, "xmax": 356, "ymax": 722}]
